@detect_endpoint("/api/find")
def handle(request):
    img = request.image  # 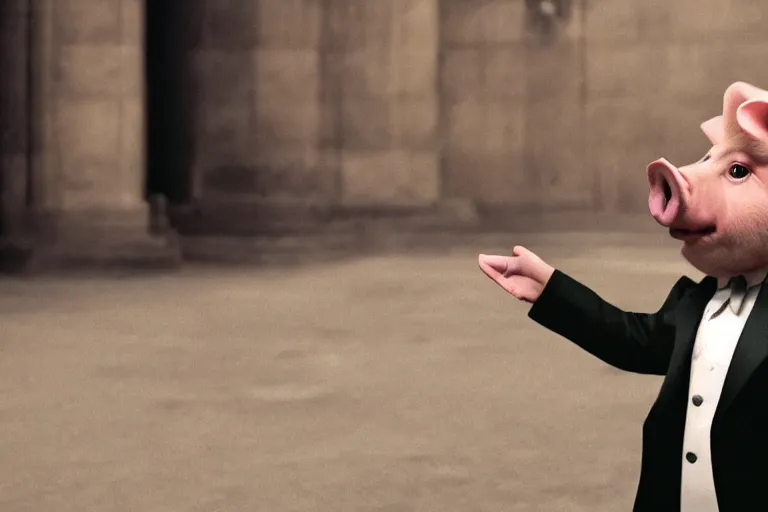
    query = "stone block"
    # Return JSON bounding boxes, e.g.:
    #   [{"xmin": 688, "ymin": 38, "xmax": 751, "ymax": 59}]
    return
[
  {"xmin": 584, "ymin": 0, "xmax": 670, "ymax": 42},
  {"xmin": 445, "ymin": 99, "xmax": 524, "ymax": 155},
  {"xmin": 200, "ymin": 0, "xmax": 257, "ymax": 50},
  {"xmin": 586, "ymin": 42, "xmax": 666, "ymax": 98},
  {"xmin": 395, "ymin": 48, "xmax": 437, "ymax": 96},
  {"xmin": 0, "ymin": 155, "xmax": 28, "ymax": 213},
  {"xmin": 341, "ymin": 48, "xmax": 394, "ymax": 98},
  {"xmin": 441, "ymin": 0, "xmax": 524, "ymax": 46},
  {"xmin": 119, "ymin": 98, "xmax": 144, "ymax": 202},
  {"xmin": 340, "ymin": 150, "xmax": 439, "ymax": 205},
  {"xmin": 524, "ymin": 41, "xmax": 582, "ymax": 101},
  {"xmin": 0, "ymin": 92, "xmax": 28, "ymax": 153},
  {"xmin": 445, "ymin": 98, "xmax": 487, "ymax": 153},
  {"xmin": 585, "ymin": 98, "xmax": 667, "ymax": 211},
  {"xmin": 661, "ymin": 97, "xmax": 721, "ymax": 166},
  {"xmin": 393, "ymin": 95, "xmax": 438, "ymax": 150},
  {"xmin": 314, "ymin": 149, "xmax": 341, "ymax": 198},
  {"xmin": 250, "ymin": 146, "xmax": 320, "ymax": 196},
  {"xmin": 668, "ymin": 0, "xmax": 768, "ymax": 41},
  {"xmin": 441, "ymin": 48, "xmax": 485, "ymax": 101},
  {"xmin": 56, "ymin": 99, "xmax": 121, "ymax": 165},
  {"xmin": 395, "ymin": 0, "xmax": 439, "ymax": 48},
  {"xmin": 59, "ymin": 161, "xmax": 118, "ymax": 210},
  {"xmin": 55, "ymin": 0, "xmax": 120, "ymax": 44},
  {"xmin": 196, "ymin": 101, "xmax": 253, "ymax": 162},
  {"xmin": 484, "ymin": 46, "xmax": 526, "ymax": 99},
  {"xmin": 319, "ymin": 100, "xmax": 341, "ymax": 147},
  {"xmin": 319, "ymin": 52, "xmax": 344, "ymax": 101},
  {"xmin": 254, "ymin": 95, "xmax": 320, "ymax": 145},
  {"xmin": 341, "ymin": 1, "xmax": 395, "ymax": 49},
  {"xmin": 339, "ymin": 97, "xmax": 393, "ymax": 150},
  {"xmin": 484, "ymin": 101, "xmax": 525, "ymax": 155},
  {"xmin": 322, "ymin": 0, "xmax": 394, "ymax": 51},
  {"xmin": 524, "ymin": 96, "xmax": 592, "ymax": 206},
  {"xmin": 120, "ymin": 0, "xmax": 143, "ymax": 45},
  {"xmin": 666, "ymin": 43, "xmax": 768, "ymax": 100},
  {"xmin": 192, "ymin": 50, "xmax": 254, "ymax": 104},
  {"xmin": 0, "ymin": 0, "xmax": 28, "ymax": 17},
  {"xmin": 254, "ymin": 49, "xmax": 319, "ymax": 101},
  {"xmin": 442, "ymin": 147, "xmax": 528, "ymax": 204},
  {"xmin": 56, "ymin": 44, "xmax": 127, "ymax": 97},
  {"xmin": 257, "ymin": 0, "xmax": 321, "ymax": 49}
]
